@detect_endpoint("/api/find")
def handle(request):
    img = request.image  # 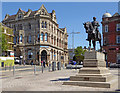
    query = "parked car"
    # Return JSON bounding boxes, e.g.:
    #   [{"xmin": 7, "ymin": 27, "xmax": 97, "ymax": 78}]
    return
[
  {"xmin": 110, "ymin": 63, "xmax": 120, "ymax": 68},
  {"xmin": 69, "ymin": 61, "xmax": 77, "ymax": 65},
  {"xmin": 66, "ymin": 64, "xmax": 83, "ymax": 69},
  {"xmin": 14, "ymin": 57, "xmax": 20, "ymax": 64}
]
